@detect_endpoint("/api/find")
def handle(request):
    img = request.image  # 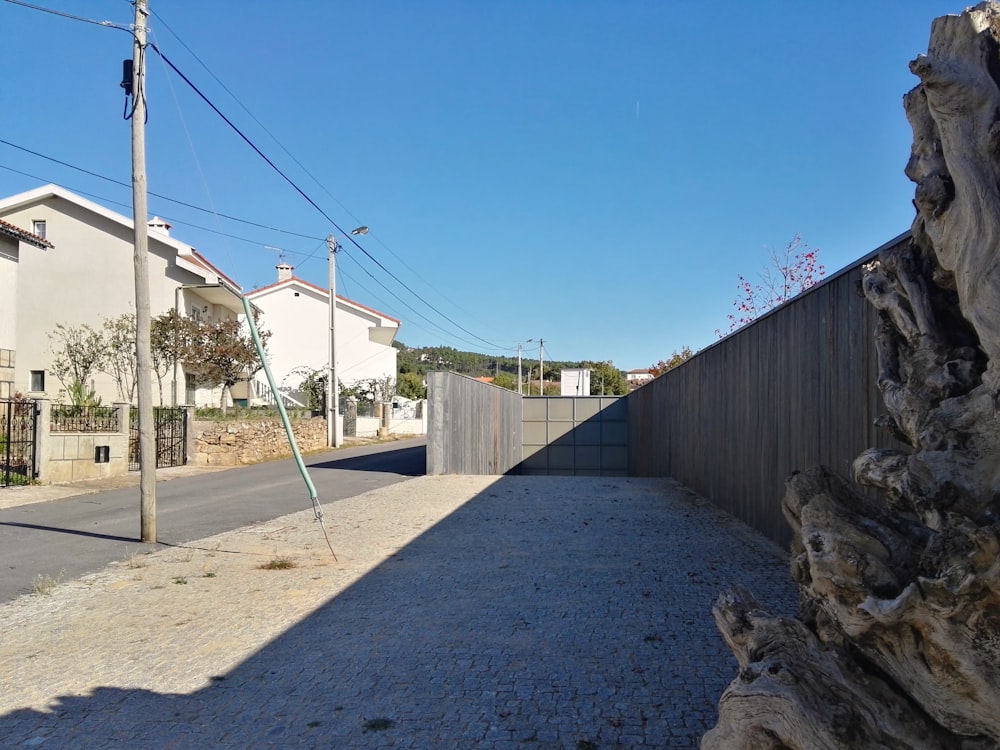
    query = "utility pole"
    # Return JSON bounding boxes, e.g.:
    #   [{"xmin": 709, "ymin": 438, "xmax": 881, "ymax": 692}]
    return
[
  {"xmin": 538, "ymin": 338, "xmax": 544, "ymax": 396},
  {"xmin": 327, "ymin": 235, "xmax": 339, "ymax": 448},
  {"xmin": 517, "ymin": 343, "xmax": 523, "ymax": 395},
  {"xmin": 129, "ymin": 0, "xmax": 156, "ymax": 543}
]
